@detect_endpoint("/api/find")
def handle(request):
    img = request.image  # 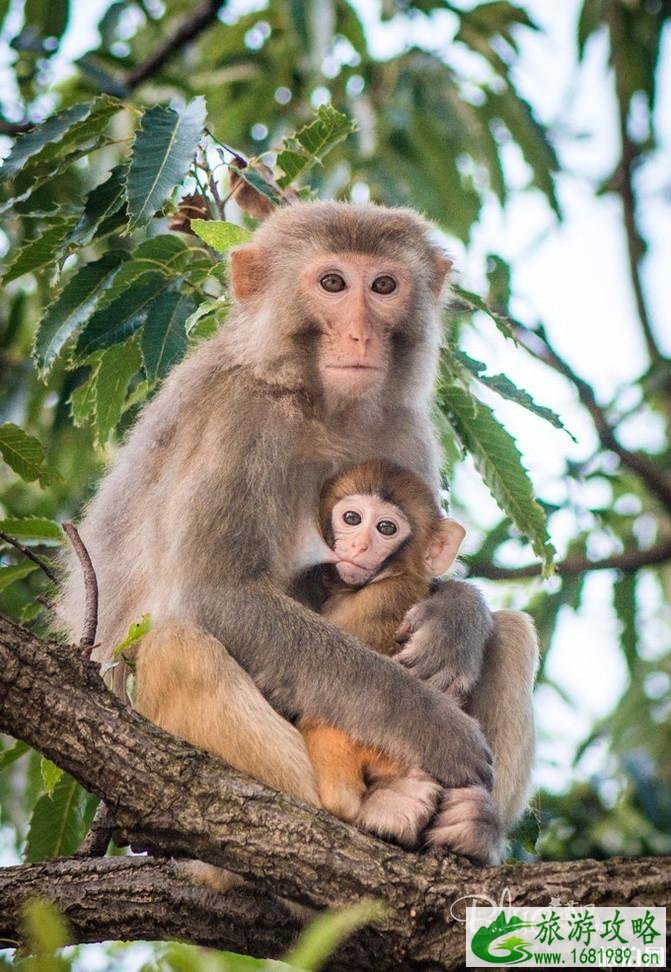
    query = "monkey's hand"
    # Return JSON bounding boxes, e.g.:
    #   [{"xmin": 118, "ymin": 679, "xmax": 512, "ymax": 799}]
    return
[{"xmin": 394, "ymin": 579, "xmax": 493, "ymax": 697}]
